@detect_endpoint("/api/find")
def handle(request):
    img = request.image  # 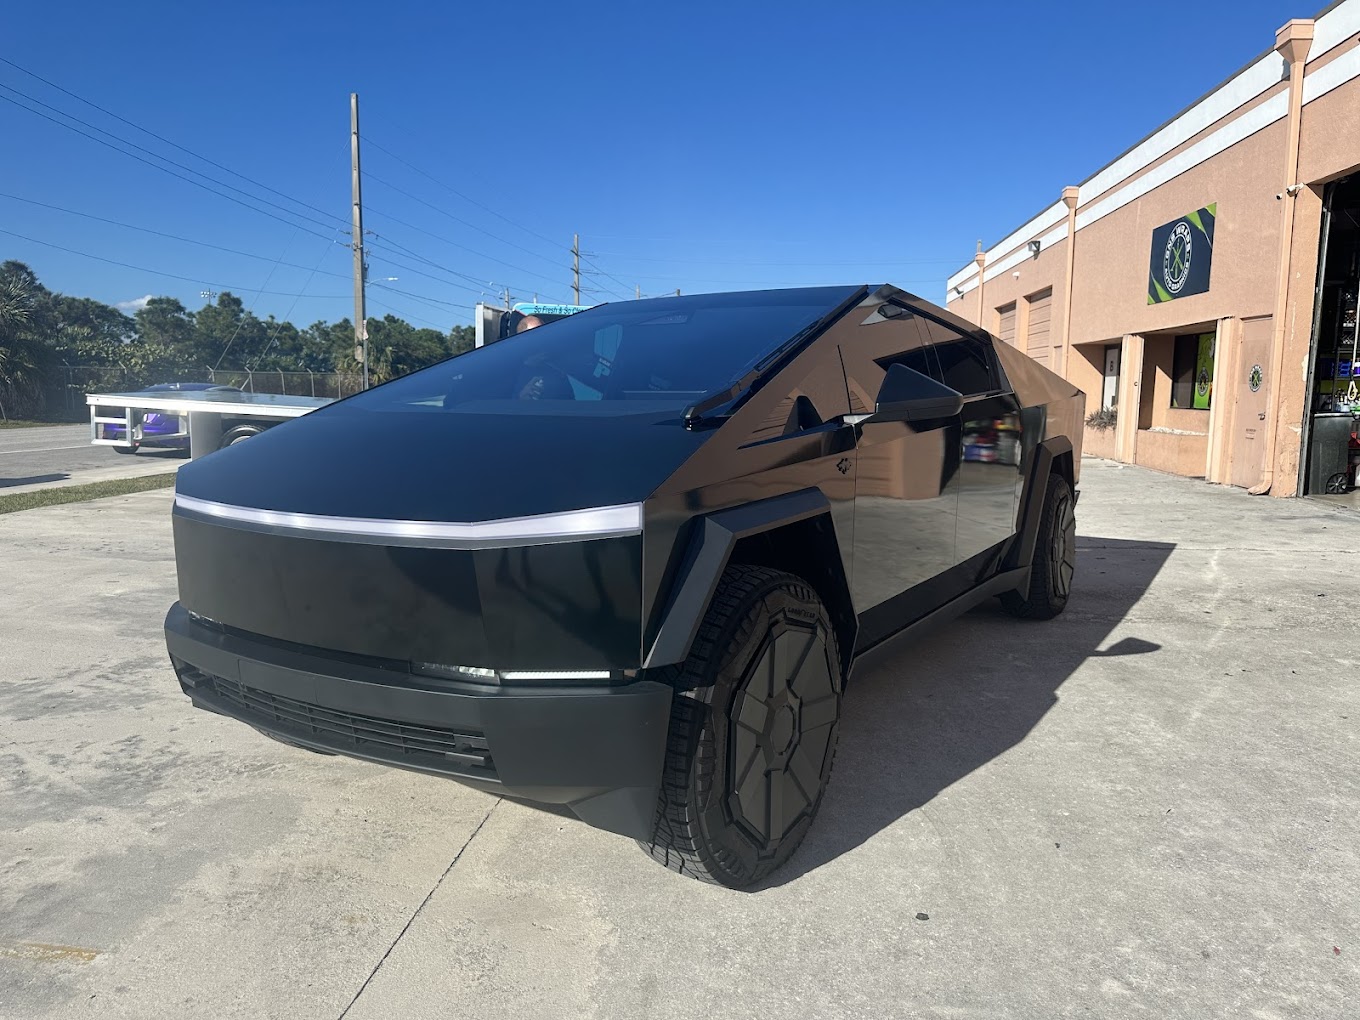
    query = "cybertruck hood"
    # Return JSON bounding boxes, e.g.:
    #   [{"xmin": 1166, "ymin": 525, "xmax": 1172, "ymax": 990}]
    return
[{"xmin": 173, "ymin": 403, "xmax": 710, "ymax": 522}]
